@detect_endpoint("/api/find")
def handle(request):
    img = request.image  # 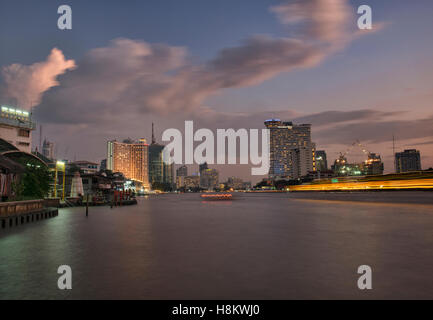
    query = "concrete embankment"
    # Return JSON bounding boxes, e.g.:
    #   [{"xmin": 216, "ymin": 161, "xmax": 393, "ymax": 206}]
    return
[{"xmin": 0, "ymin": 199, "xmax": 58, "ymax": 231}]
